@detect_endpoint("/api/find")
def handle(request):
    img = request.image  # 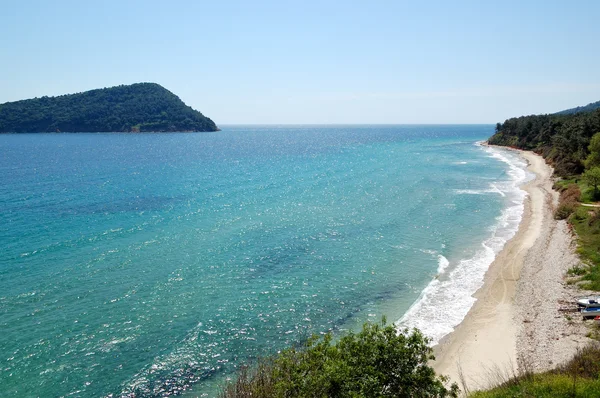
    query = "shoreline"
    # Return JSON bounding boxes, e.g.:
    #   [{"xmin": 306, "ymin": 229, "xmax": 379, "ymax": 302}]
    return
[
  {"xmin": 397, "ymin": 143, "xmax": 529, "ymax": 345},
  {"xmin": 432, "ymin": 147, "xmax": 591, "ymax": 391}
]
